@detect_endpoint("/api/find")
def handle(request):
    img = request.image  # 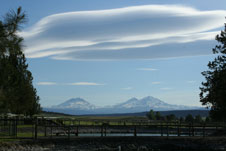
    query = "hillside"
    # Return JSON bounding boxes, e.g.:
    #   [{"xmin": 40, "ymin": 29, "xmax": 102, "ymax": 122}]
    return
[{"xmin": 41, "ymin": 109, "xmax": 209, "ymax": 118}]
